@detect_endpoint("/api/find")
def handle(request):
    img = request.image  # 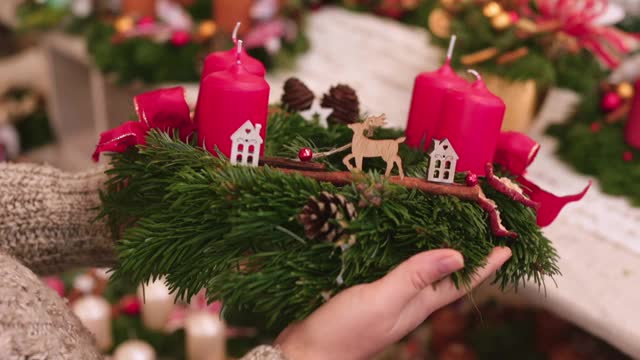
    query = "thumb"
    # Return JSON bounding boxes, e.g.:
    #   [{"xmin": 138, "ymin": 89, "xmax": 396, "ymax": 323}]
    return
[{"xmin": 371, "ymin": 249, "xmax": 464, "ymax": 308}]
